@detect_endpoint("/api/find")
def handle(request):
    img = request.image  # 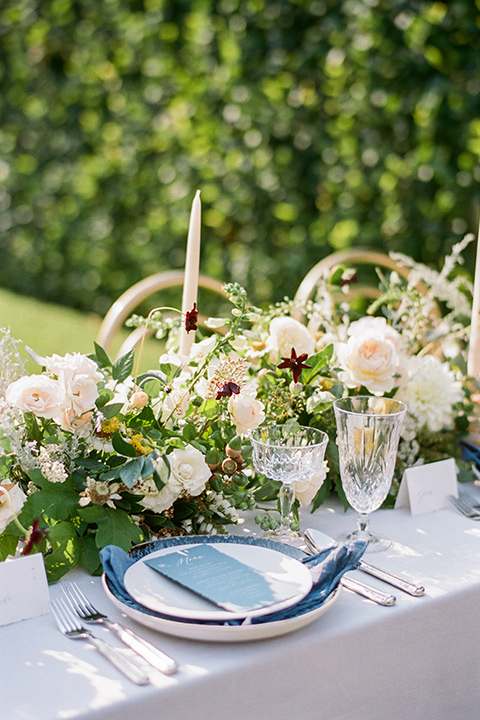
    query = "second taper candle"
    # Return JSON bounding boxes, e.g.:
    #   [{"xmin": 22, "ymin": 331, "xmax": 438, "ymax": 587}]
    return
[{"xmin": 180, "ymin": 190, "xmax": 201, "ymax": 356}]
